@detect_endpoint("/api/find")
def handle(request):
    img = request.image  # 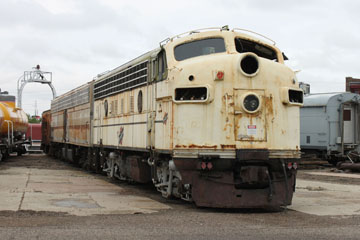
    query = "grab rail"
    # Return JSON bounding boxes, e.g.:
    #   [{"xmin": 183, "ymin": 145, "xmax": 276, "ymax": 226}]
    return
[
  {"xmin": 4, "ymin": 120, "xmax": 13, "ymax": 145},
  {"xmin": 232, "ymin": 28, "xmax": 276, "ymax": 45},
  {"xmin": 160, "ymin": 26, "xmax": 230, "ymax": 46}
]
